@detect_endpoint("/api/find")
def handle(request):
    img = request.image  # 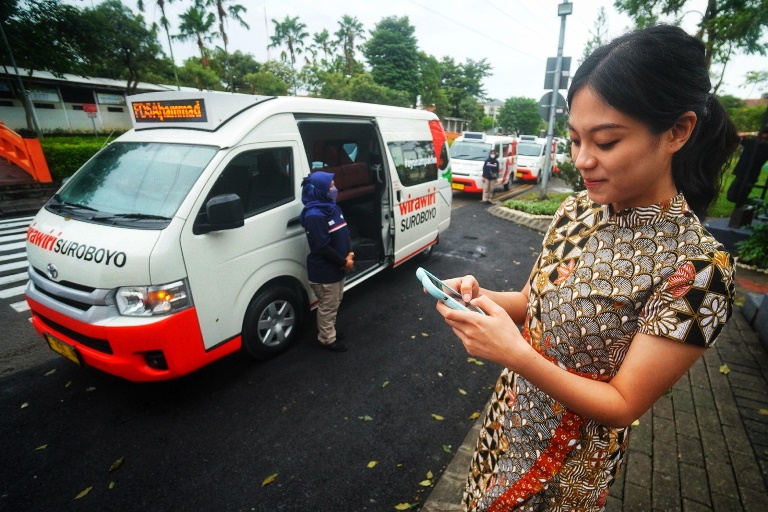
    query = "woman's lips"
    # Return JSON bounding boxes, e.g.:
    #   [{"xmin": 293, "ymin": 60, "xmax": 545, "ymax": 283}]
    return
[{"xmin": 583, "ymin": 178, "xmax": 605, "ymax": 188}]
